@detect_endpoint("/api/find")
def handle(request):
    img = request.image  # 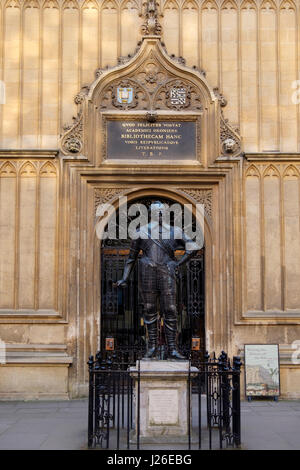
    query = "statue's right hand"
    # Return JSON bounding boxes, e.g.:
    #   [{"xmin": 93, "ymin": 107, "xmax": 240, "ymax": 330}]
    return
[{"xmin": 113, "ymin": 279, "xmax": 127, "ymax": 288}]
